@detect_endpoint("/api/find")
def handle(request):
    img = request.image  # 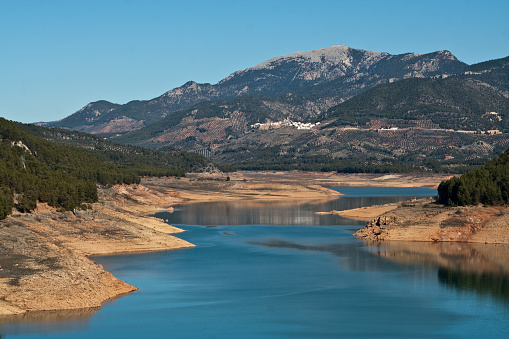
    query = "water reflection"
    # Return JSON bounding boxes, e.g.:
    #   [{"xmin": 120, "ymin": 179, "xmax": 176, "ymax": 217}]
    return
[
  {"xmin": 0, "ymin": 307, "xmax": 96, "ymax": 336},
  {"xmin": 438, "ymin": 267, "xmax": 509, "ymax": 305},
  {"xmin": 251, "ymin": 237, "xmax": 509, "ymax": 308},
  {"xmin": 249, "ymin": 239, "xmax": 397, "ymax": 273},
  {"xmin": 364, "ymin": 240, "xmax": 509, "ymax": 306},
  {"xmin": 158, "ymin": 195, "xmax": 424, "ymax": 226}
]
